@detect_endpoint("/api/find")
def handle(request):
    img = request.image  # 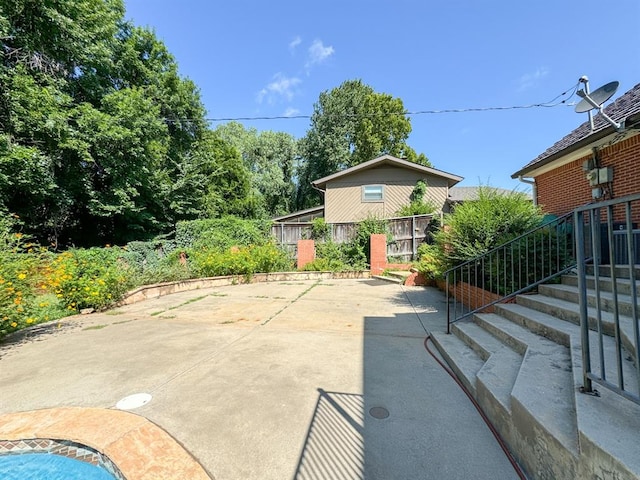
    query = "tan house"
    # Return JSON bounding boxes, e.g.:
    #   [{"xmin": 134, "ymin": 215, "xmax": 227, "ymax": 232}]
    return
[{"xmin": 306, "ymin": 154, "xmax": 463, "ymax": 223}]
